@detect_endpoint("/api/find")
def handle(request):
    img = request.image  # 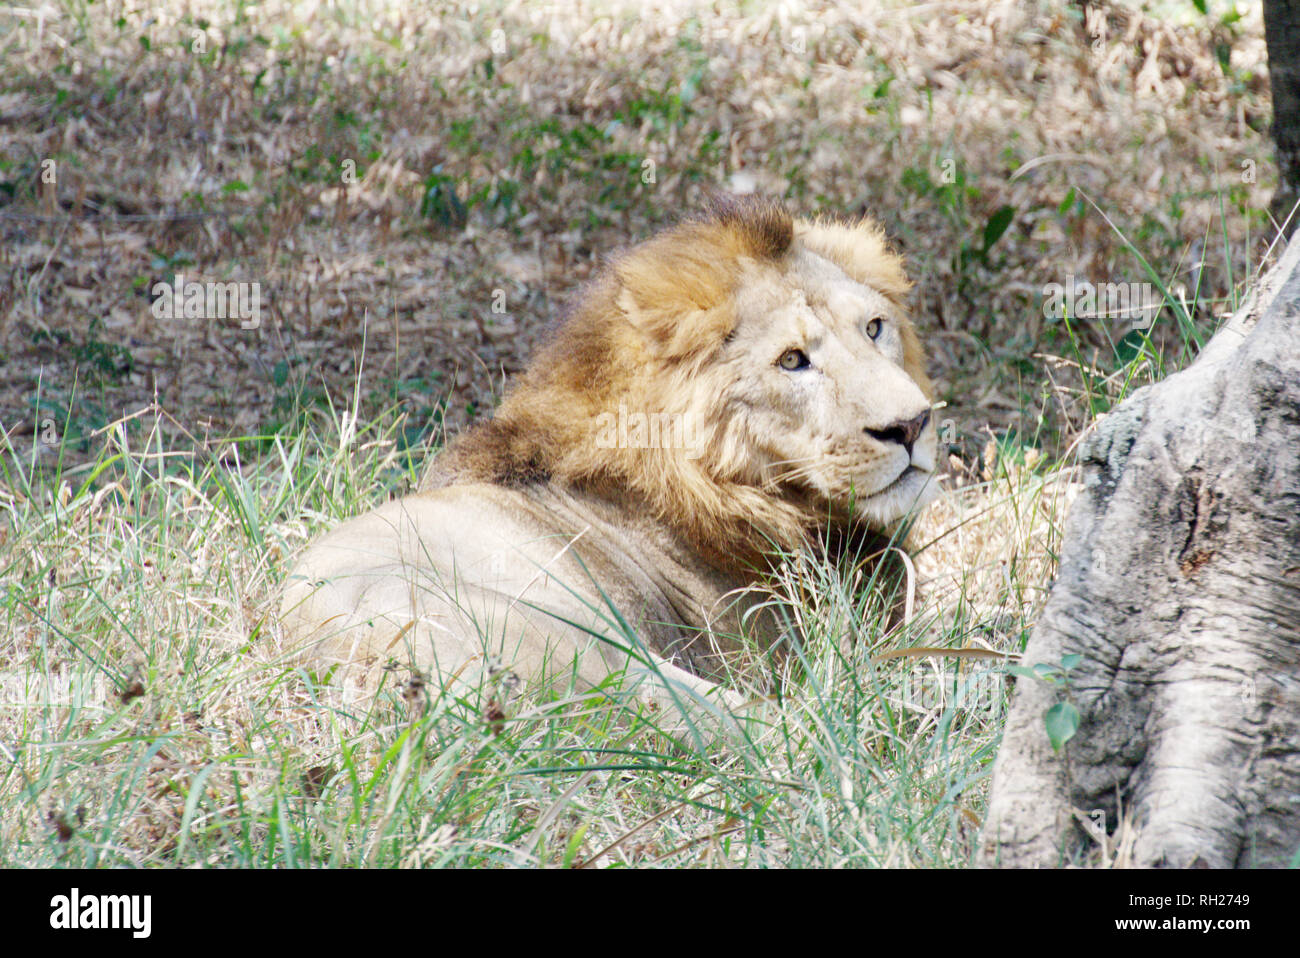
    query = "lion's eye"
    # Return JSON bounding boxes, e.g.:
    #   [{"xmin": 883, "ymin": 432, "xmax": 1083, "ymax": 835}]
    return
[
  {"xmin": 865, "ymin": 318, "xmax": 884, "ymax": 340},
  {"xmin": 778, "ymin": 349, "xmax": 810, "ymax": 371}
]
